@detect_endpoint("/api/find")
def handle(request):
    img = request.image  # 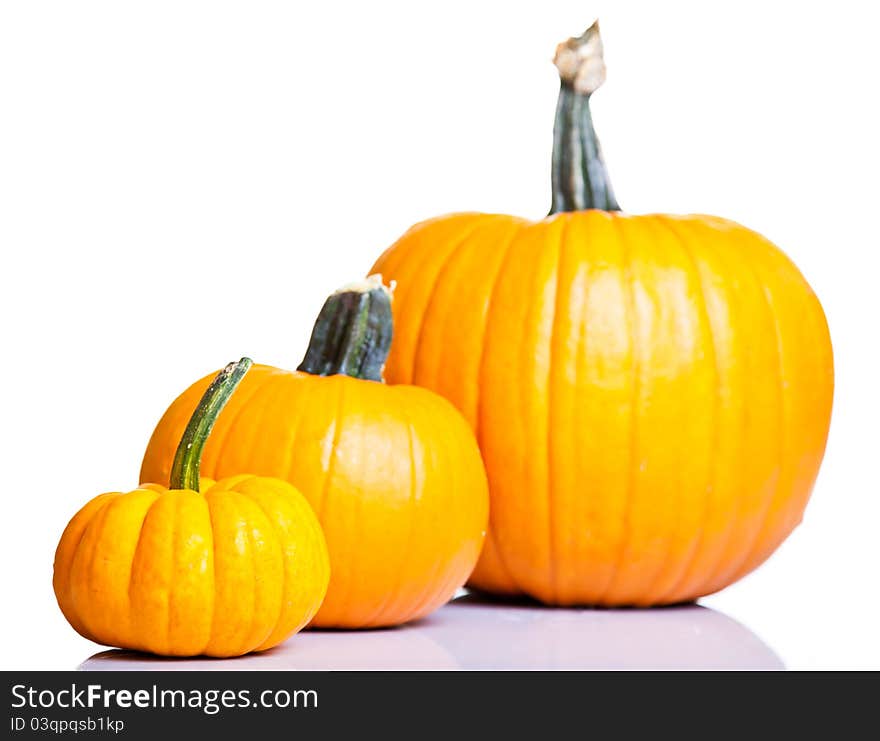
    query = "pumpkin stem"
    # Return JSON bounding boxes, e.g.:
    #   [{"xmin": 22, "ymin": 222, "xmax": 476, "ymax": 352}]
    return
[
  {"xmin": 297, "ymin": 274, "xmax": 393, "ymax": 383},
  {"xmin": 549, "ymin": 20, "xmax": 621, "ymax": 214},
  {"xmin": 169, "ymin": 357, "xmax": 253, "ymax": 492}
]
